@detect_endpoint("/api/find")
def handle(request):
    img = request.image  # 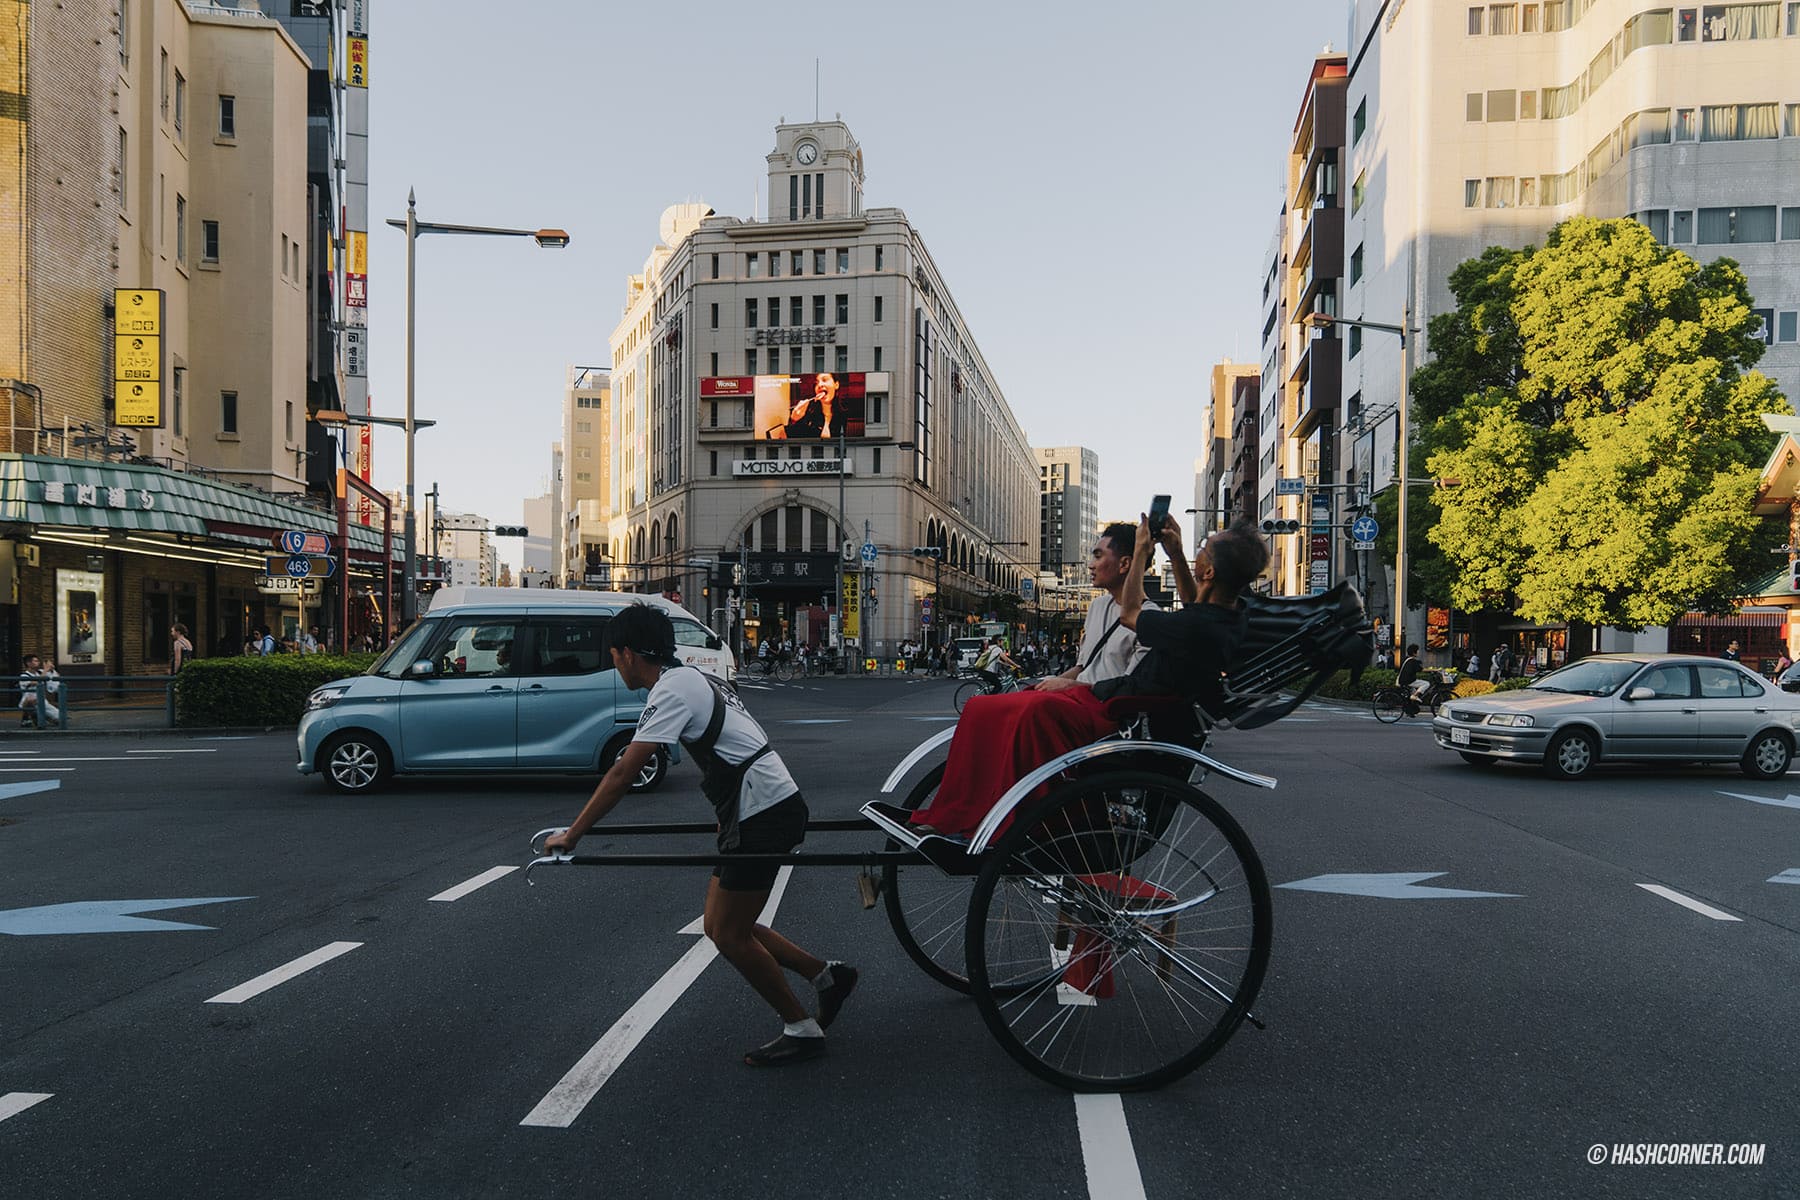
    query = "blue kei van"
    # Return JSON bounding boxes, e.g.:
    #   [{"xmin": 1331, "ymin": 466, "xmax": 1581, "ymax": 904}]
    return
[{"xmin": 296, "ymin": 589, "xmax": 736, "ymax": 794}]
